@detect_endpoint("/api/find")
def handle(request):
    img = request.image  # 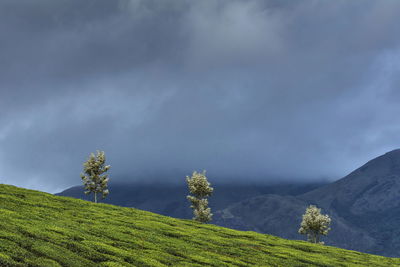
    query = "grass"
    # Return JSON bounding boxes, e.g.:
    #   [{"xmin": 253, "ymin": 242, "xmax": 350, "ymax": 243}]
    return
[{"xmin": 0, "ymin": 184, "xmax": 399, "ymax": 266}]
